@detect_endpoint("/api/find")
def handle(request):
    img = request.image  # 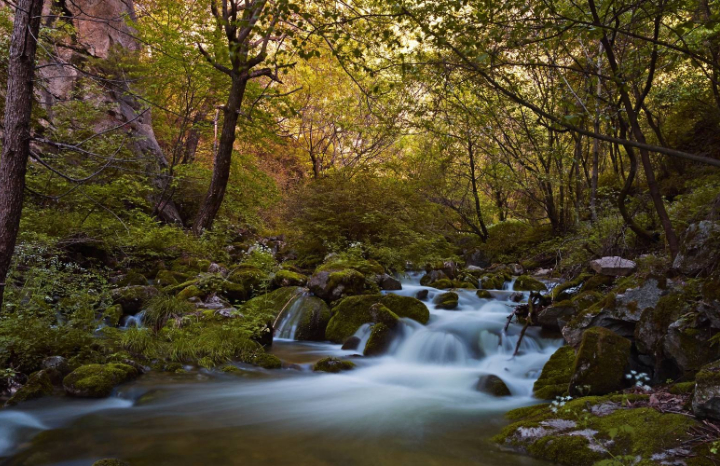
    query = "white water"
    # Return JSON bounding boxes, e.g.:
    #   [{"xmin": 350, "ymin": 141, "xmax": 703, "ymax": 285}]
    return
[
  {"xmin": 0, "ymin": 274, "xmax": 561, "ymax": 465},
  {"xmin": 274, "ymin": 291, "xmax": 310, "ymax": 340}
]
